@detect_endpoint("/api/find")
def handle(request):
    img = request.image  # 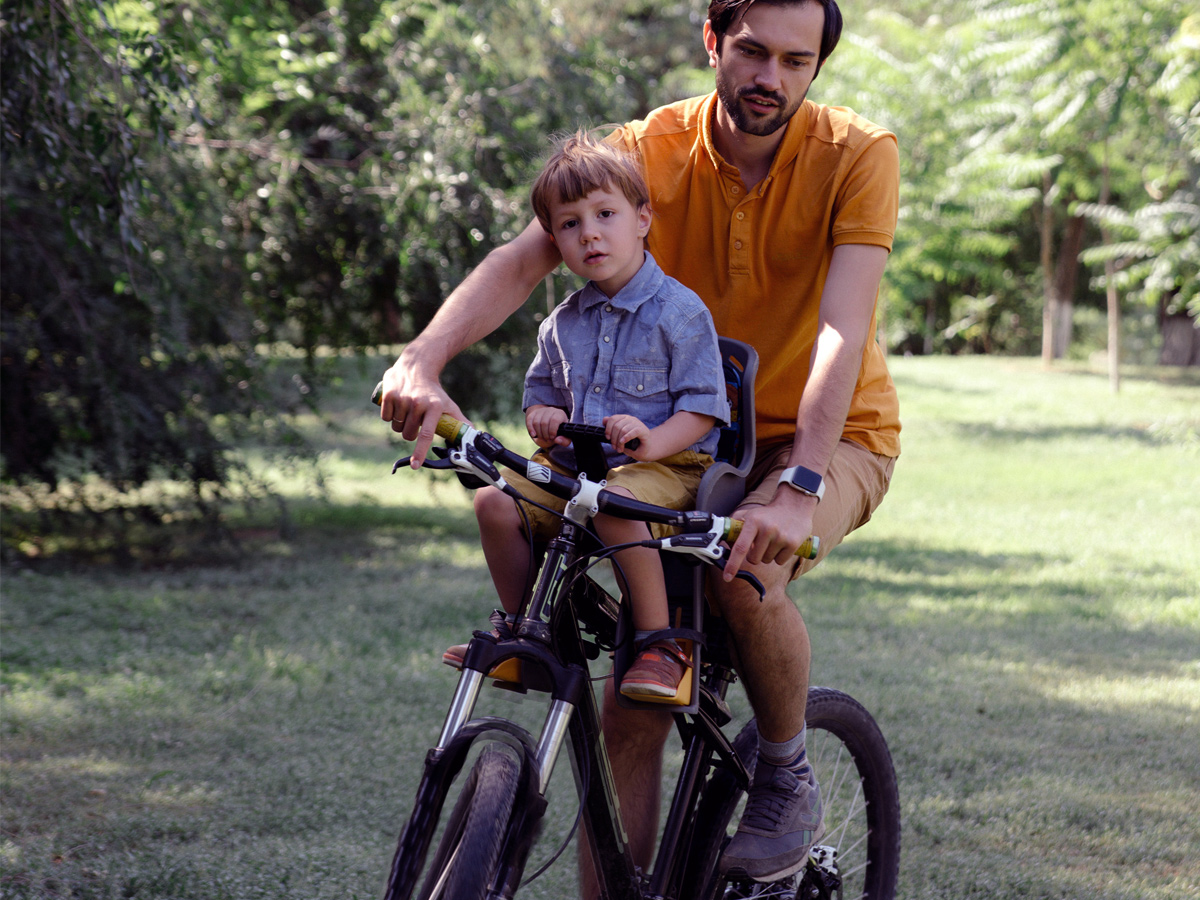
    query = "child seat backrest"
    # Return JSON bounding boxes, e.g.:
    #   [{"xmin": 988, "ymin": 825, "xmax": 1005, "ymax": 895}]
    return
[{"xmin": 695, "ymin": 337, "xmax": 758, "ymax": 515}]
